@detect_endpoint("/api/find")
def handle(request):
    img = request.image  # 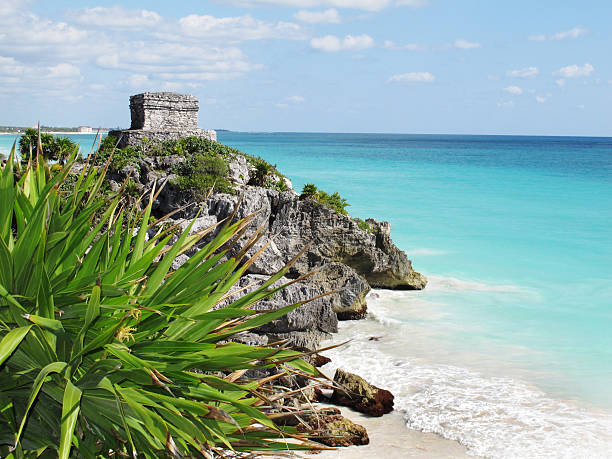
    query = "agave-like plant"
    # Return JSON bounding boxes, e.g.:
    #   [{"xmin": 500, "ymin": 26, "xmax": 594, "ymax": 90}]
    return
[{"xmin": 0, "ymin": 141, "xmax": 323, "ymax": 458}]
